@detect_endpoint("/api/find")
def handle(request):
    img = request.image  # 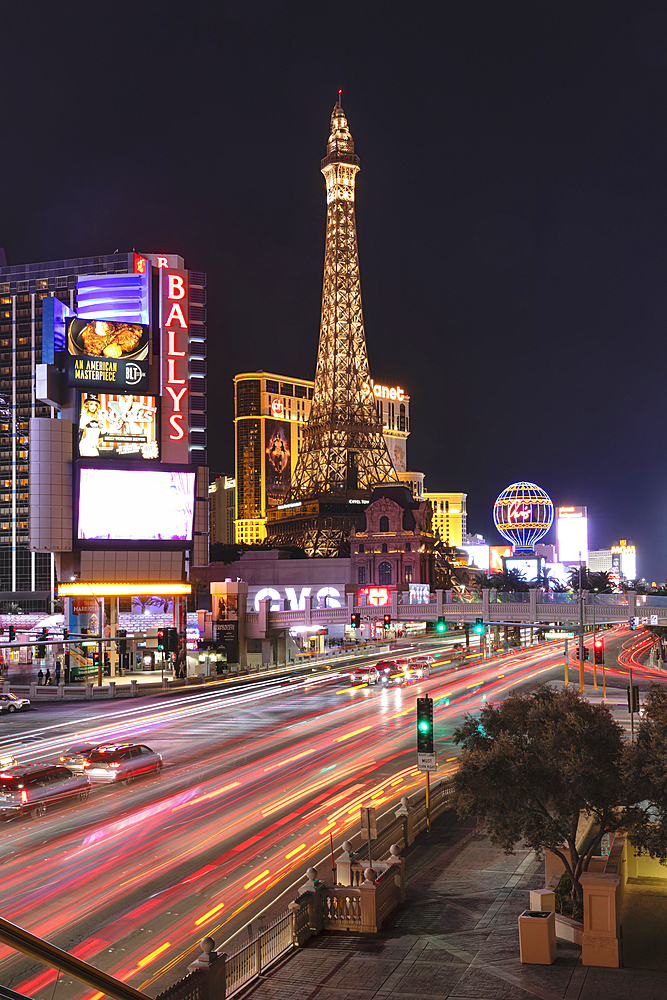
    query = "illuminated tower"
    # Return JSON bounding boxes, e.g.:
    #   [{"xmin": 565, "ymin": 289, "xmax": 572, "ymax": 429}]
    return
[{"xmin": 267, "ymin": 96, "xmax": 397, "ymax": 556}]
